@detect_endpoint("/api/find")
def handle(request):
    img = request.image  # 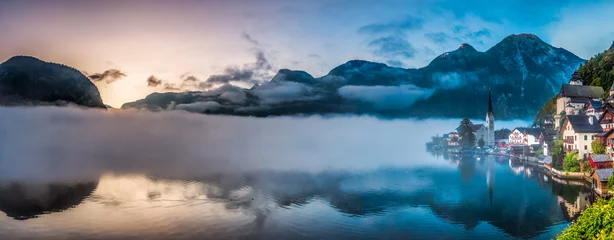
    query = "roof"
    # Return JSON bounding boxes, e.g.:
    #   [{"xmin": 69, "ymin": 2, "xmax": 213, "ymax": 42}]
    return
[
  {"xmin": 524, "ymin": 128, "xmax": 543, "ymax": 137},
  {"xmin": 569, "ymin": 98, "xmax": 590, "ymax": 104},
  {"xmin": 560, "ymin": 84, "xmax": 604, "ymax": 99},
  {"xmin": 495, "ymin": 129, "xmax": 511, "ymax": 139},
  {"xmin": 455, "ymin": 124, "xmax": 485, "ymax": 133},
  {"xmin": 443, "ymin": 134, "xmax": 449, "ymax": 138},
  {"xmin": 566, "ymin": 115, "xmax": 603, "ymax": 133},
  {"xmin": 542, "ymin": 156, "xmax": 552, "ymax": 165},
  {"xmin": 591, "ymin": 154, "xmax": 612, "ymax": 163},
  {"xmin": 594, "ymin": 168, "xmax": 614, "ymax": 181},
  {"xmin": 569, "ymin": 71, "xmax": 583, "ymax": 83}
]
